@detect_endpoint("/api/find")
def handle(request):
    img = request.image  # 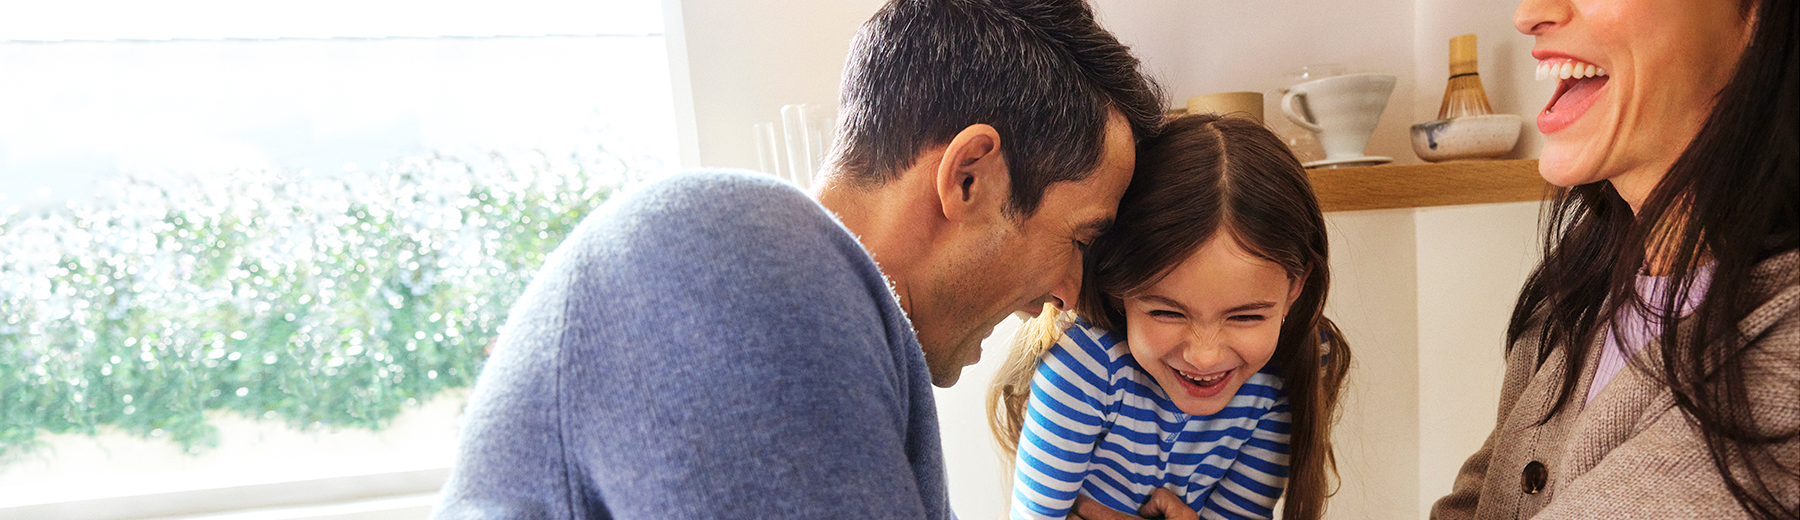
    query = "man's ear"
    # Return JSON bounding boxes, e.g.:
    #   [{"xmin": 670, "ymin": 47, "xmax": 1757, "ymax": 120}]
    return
[{"xmin": 935, "ymin": 124, "xmax": 1009, "ymax": 223}]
